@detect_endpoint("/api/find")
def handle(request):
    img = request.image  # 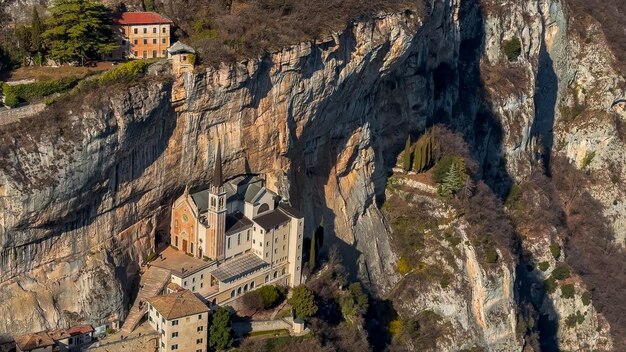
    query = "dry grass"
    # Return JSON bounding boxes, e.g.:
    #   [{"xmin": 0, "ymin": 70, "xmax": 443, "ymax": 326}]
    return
[{"xmin": 2, "ymin": 63, "xmax": 112, "ymax": 82}]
